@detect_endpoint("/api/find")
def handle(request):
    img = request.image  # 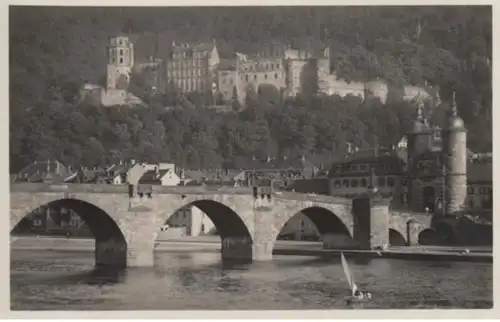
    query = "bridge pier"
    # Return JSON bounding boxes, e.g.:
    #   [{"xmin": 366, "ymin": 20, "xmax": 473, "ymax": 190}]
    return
[
  {"xmin": 126, "ymin": 239, "xmax": 155, "ymax": 267},
  {"xmin": 252, "ymin": 241, "xmax": 273, "ymax": 261},
  {"xmin": 95, "ymin": 238, "xmax": 127, "ymax": 268},
  {"xmin": 406, "ymin": 221, "xmax": 421, "ymax": 246},
  {"xmin": 221, "ymin": 236, "xmax": 254, "ymax": 261}
]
